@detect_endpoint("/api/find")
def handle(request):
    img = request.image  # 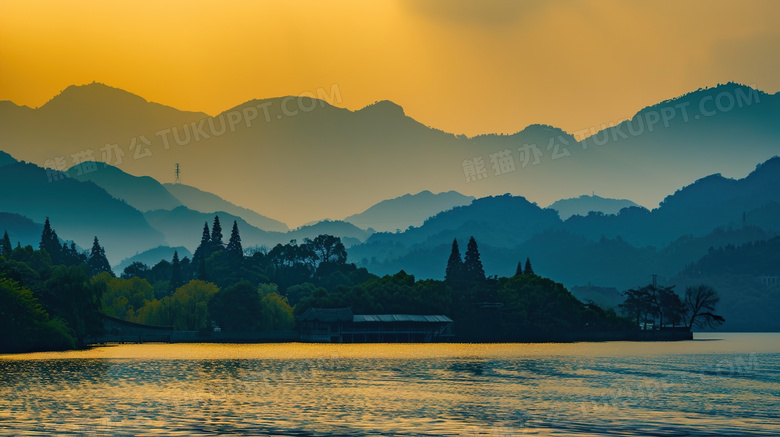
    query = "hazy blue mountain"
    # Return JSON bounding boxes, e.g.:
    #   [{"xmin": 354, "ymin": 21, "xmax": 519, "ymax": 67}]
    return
[
  {"xmin": 351, "ymin": 157, "xmax": 780, "ymax": 292},
  {"xmin": 547, "ymin": 195, "xmax": 639, "ymax": 220},
  {"xmin": 376, "ymin": 194, "xmax": 560, "ymax": 247},
  {"xmin": 114, "ymin": 245, "xmax": 193, "ymax": 273},
  {"xmin": 0, "ymin": 161, "xmax": 164, "ymax": 263},
  {"xmin": 743, "ymin": 201, "xmax": 780, "ymax": 234},
  {"xmin": 672, "ymin": 237, "xmax": 780, "ymax": 331},
  {"xmin": 568, "ymin": 285, "xmax": 624, "ymax": 310},
  {"xmin": 287, "ymin": 220, "xmax": 373, "ymax": 248},
  {"xmin": 144, "ymin": 207, "xmax": 276, "ymax": 253},
  {"xmin": 343, "ymin": 190, "xmax": 475, "ymax": 232},
  {"xmin": 349, "ymin": 194, "xmax": 562, "ymax": 266},
  {"xmin": 0, "ymin": 213, "xmax": 43, "ymax": 249},
  {"xmin": 163, "ymin": 183, "xmax": 288, "ymax": 232},
  {"xmin": 568, "ymin": 83, "xmax": 780, "ymax": 207},
  {"xmin": 0, "ymin": 150, "xmax": 16, "ymax": 167},
  {"xmin": 360, "ymin": 229, "xmax": 656, "ymax": 289},
  {"xmin": 563, "ymin": 156, "xmax": 780, "ymax": 247},
  {"xmin": 359, "ymin": 221, "xmax": 776, "ymax": 302},
  {"xmin": 66, "ymin": 162, "xmax": 182, "ymax": 212}
]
